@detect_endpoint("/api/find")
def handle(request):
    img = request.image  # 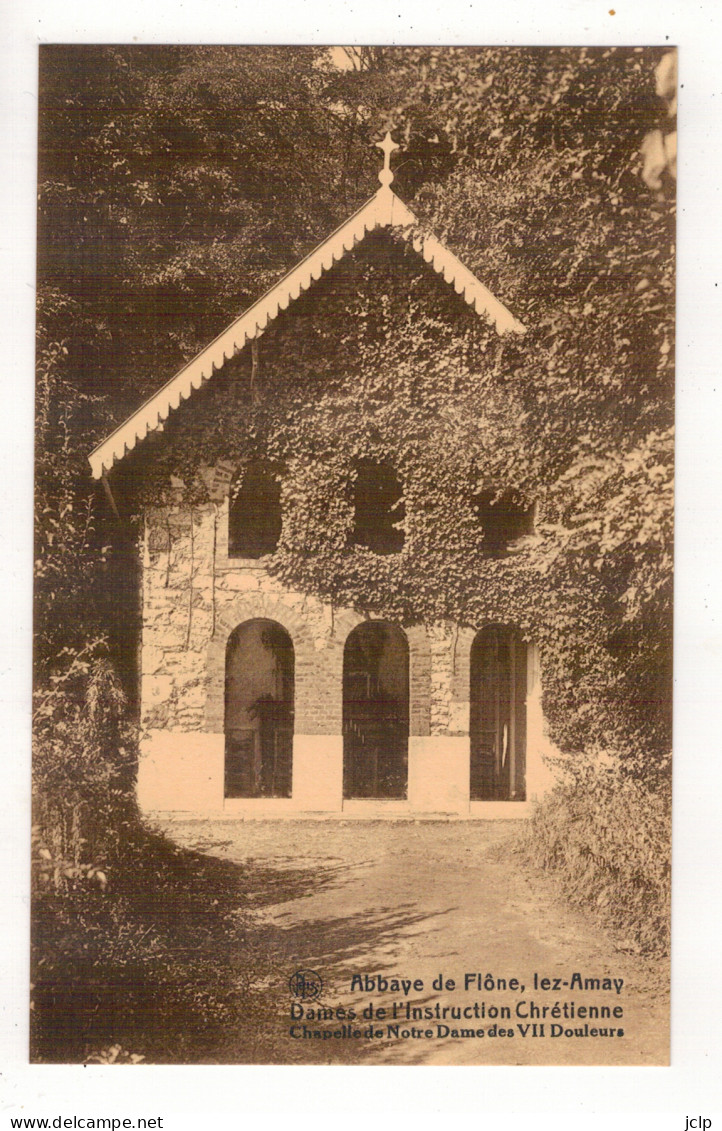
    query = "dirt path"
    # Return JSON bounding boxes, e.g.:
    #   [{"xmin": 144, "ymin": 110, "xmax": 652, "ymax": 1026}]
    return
[{"xmin": 157, "ymin": 818, "xmax": 669, "ymax": 1066}]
